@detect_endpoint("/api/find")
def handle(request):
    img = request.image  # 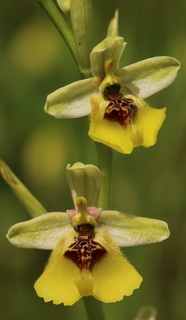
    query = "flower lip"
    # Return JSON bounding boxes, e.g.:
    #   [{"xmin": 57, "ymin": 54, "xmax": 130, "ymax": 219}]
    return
[
  {"xmin": 103, "ymin": 84, "xmax": 138, "ymax": 127},
  {"xmin": 64, "ymin": 230, "xmax": 107, "ymax": 271}
]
